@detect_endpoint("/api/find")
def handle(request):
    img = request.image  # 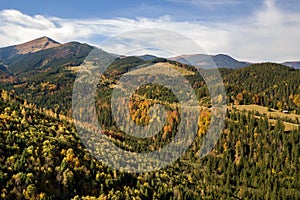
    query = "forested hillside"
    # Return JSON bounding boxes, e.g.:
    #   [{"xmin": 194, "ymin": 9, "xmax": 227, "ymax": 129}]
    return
[
  {"xmin": 0, "ymin": 45, "xmax": 300, "ymax": 199},
  {"xmin": 0, "ymin": 89, "xmax": 300, "ymax": 199},
  {"xmin": 221, "ymin": 63, "xmax": 300, "ymax": 113}
]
